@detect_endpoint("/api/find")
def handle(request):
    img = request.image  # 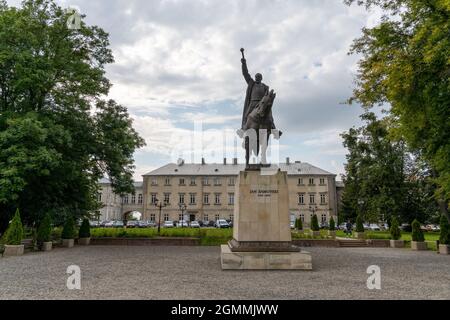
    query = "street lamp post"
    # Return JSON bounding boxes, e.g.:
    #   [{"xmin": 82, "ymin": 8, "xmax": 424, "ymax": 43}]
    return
[
  {"xmin": 155, "ymin": 198, "xmax": 167, "ymax": 235},
  {"xmin": 179, "ymin": 203, "xmax": 187, "ymax": 228}
]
